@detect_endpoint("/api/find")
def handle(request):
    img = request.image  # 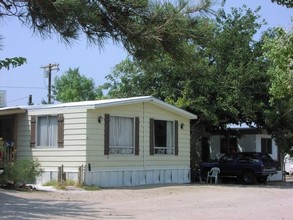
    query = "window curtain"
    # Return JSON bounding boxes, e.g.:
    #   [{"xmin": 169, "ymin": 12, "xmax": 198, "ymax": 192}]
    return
[
  {"xmin": 48, "ymin": 117, "xmax": 58, "ymax": 146},
  {"xmin": 37, "ymin": 116, "xmax": 57, "ymax": 147},
  {"xmin": 166, "ymin": 121, "xmax": 173, "ymax": 147},
  {"xmin": 110, "ymin": 116, "xmax": 133, "ymax": 147}
]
